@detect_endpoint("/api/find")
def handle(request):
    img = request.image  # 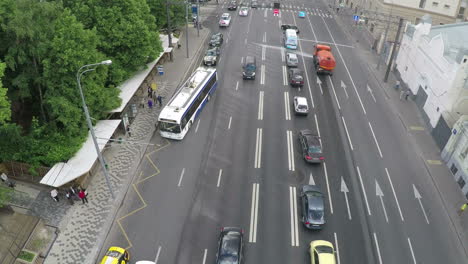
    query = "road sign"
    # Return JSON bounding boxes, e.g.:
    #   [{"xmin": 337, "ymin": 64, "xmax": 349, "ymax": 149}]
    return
[
  {"xmin": 453, "ymin": 128, "xmax": 457, "ymax": 135},
  {"xmin": 157, "ymin": 65, "xmax": 164, "ymax": 75},
  {"xmin": 353, "ymin": 15, "xmax": 359, "ymax": 21}
]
